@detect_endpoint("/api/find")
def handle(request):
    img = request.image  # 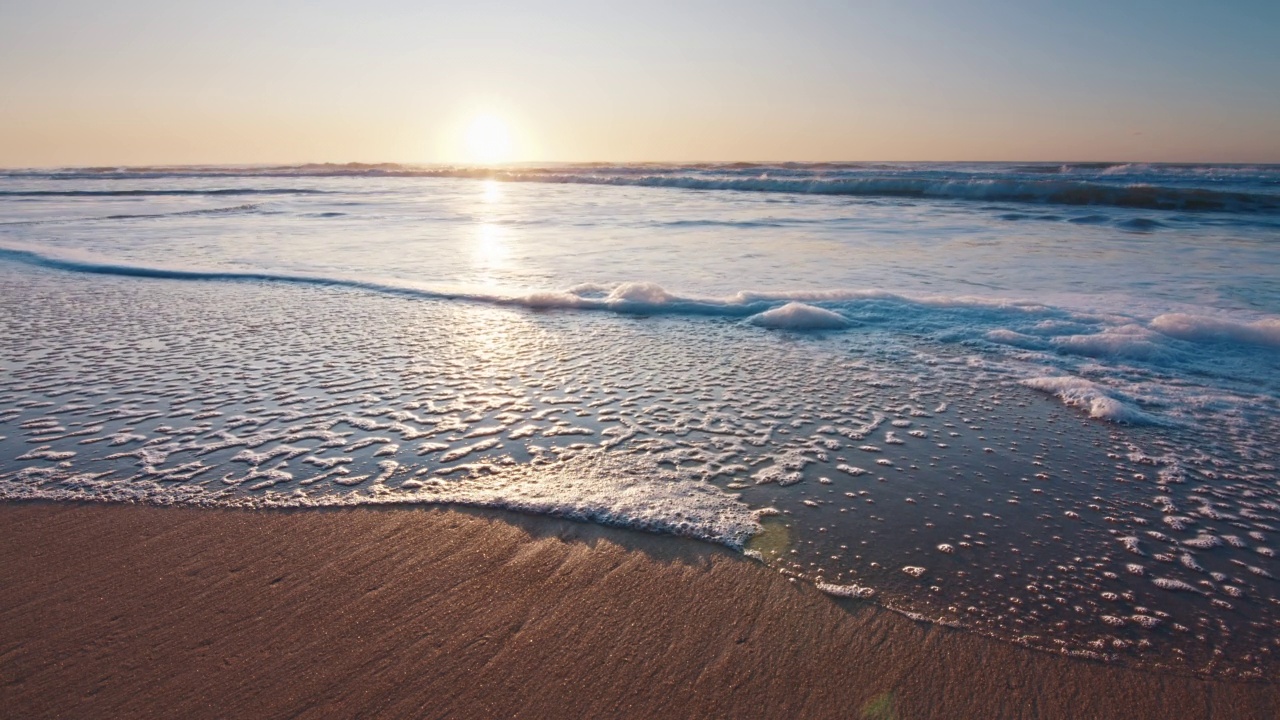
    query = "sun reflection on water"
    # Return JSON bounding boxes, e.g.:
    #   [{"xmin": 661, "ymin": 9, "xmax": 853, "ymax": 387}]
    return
[
  {"xmin": 482, "ymin": 179, "xmax": 502, "ymax": 204},
  {"xmin": 472, "ymin": 222, "xmax": 508, "ymax": 276},
  {"xmin": 471, "ymin": 179, "xmax": 511, "ymax": 286}
]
